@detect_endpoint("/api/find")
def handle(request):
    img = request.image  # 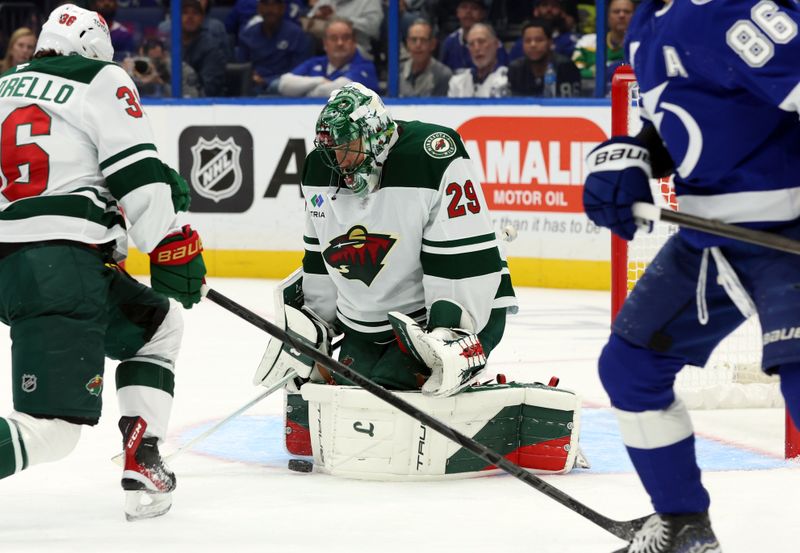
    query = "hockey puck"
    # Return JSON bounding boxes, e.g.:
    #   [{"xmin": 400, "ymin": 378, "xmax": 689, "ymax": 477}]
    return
[{"xmin": 287, "ymin": 459, "xmax": 313, "ymax": 473}]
